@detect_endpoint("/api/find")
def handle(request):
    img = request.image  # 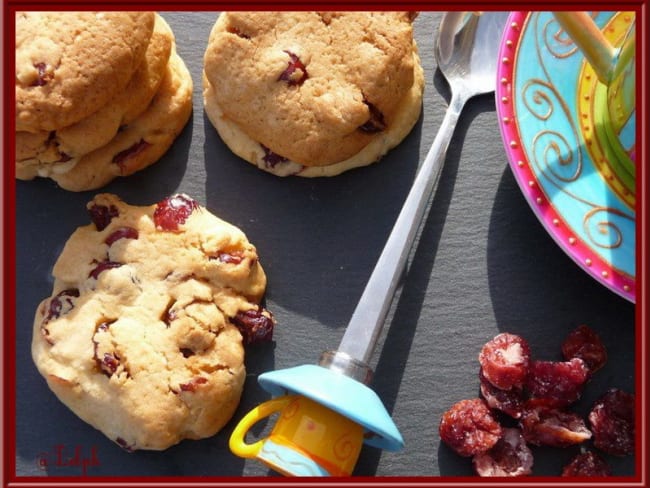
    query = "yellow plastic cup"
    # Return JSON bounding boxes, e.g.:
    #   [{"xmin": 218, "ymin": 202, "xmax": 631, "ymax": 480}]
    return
[{"xmin": 229, "ymin": 394, "xmax": 364, "ymax": 476}]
